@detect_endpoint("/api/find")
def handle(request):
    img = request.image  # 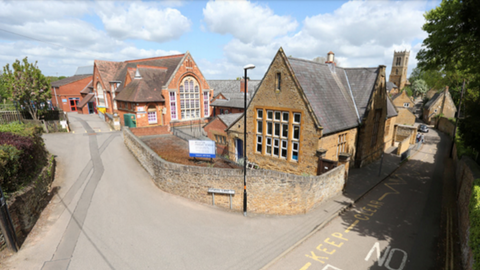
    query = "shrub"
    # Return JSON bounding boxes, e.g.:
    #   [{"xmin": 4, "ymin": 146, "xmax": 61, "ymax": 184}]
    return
[
  {"xmin": 469, "ymin": 178, "xmax": 480, "ymax": 270},
  {"xmin": 0, "ymin": 144, "xmax": 22, "ymax": 190}
]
